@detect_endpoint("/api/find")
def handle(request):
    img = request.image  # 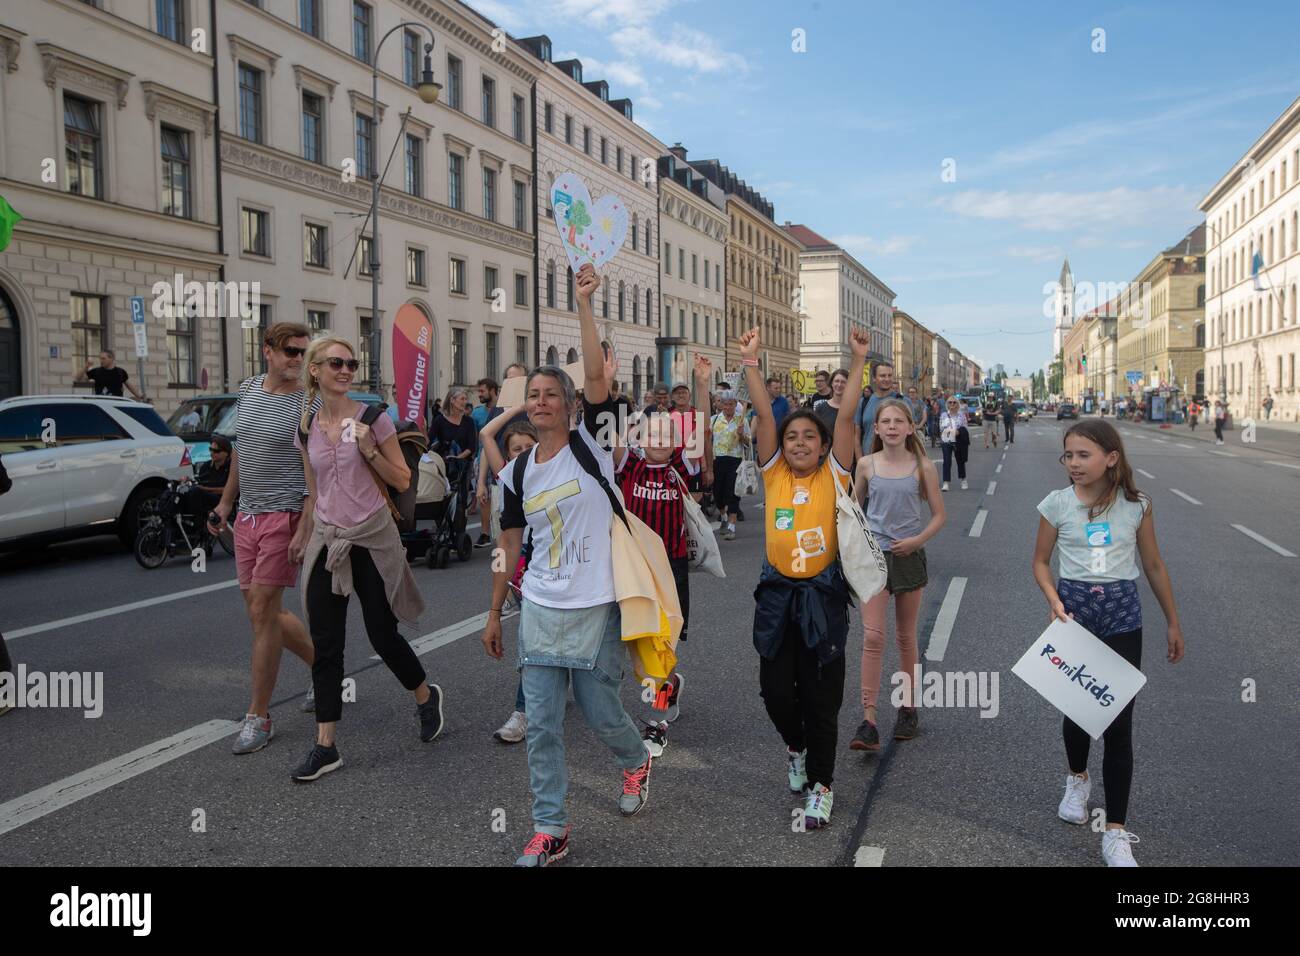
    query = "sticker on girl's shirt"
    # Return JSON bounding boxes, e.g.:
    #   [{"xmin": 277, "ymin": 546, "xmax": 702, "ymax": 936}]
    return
[
  {"xmin": 792, "ymin": 486, "xmax": 810, "ymax": 505},
  {"xmin": 796, "ymin": 526, "xmax": 826, "ymax": 559},
  {"xmin": 774, "ymin": 508, "xmax": 795, "ymax": 531},
  {"xmin": 1085, "ymin": 522, "xmax": 1112, "ymax": 547}
]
